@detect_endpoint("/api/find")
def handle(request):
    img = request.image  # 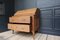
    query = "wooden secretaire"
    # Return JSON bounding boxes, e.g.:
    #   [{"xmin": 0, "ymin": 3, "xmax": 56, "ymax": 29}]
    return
[{"xmin": 8, "ymin": 8, "xmax": 40, "ymax": 40}]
